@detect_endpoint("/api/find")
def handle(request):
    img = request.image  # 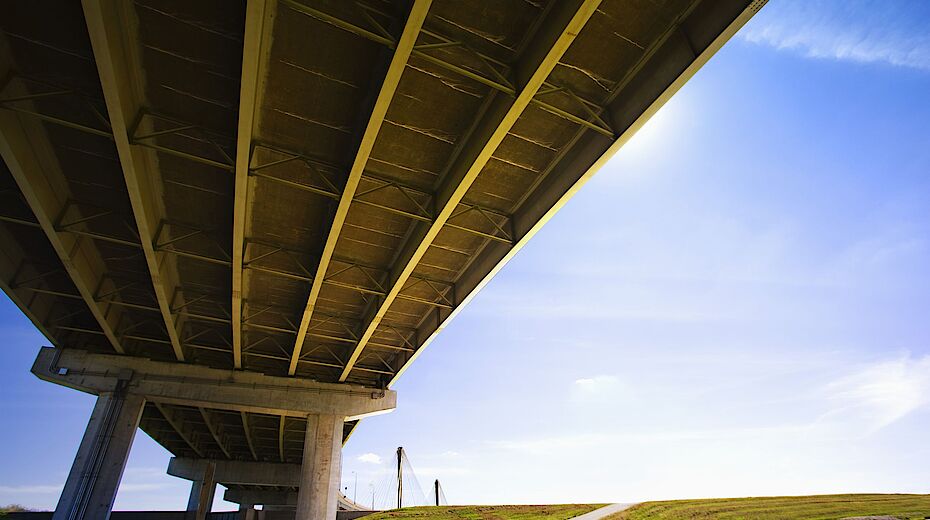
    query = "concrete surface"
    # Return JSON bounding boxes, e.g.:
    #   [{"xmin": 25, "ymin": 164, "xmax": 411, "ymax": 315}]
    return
[{"xmin": 53, "ymin": 391, "xmax": 145, "ymax": 520}]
